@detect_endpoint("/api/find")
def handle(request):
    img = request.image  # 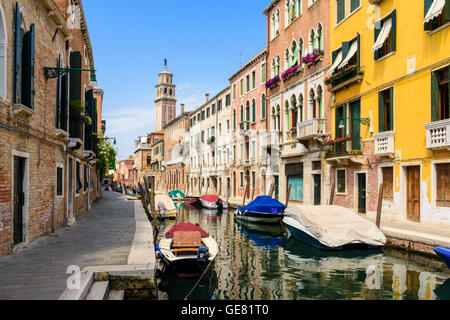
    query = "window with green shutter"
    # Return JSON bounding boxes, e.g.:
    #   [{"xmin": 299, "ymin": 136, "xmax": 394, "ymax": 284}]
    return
[
  {"xmin": 379, "ymin": 88, "xmax": 394, "ymax": 132},
  {"xmin": 261, "ymin": 63, "xmax": 266, "ymax": 83},
  {"xmin": 432, "ymin": 67, "xmax": 449, "ymax": 121},
  {"xmin": 262, "ymin": 95, "xmax": 266, "ymax": 119},
  {"xmin": 252, "ymin": 100, "xmax": 256, "ymax": 123},
  {"xmin": 350, "ymin": 100, "xmax": 361, "ymax": 150},
  {"xmin": 424, "ymin": 0, "xmax": 450, "ymax": 31},
  {"xmin": 336, "ymin": 0, "xmax": 346, "ymax": 24},
  {"xmin": 240, "ymin": 79, "xmax": 244, "ymax": 96},
  {"xmin": 350, "ymin": 0, "xmax": 360, "ymax": 13}
]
